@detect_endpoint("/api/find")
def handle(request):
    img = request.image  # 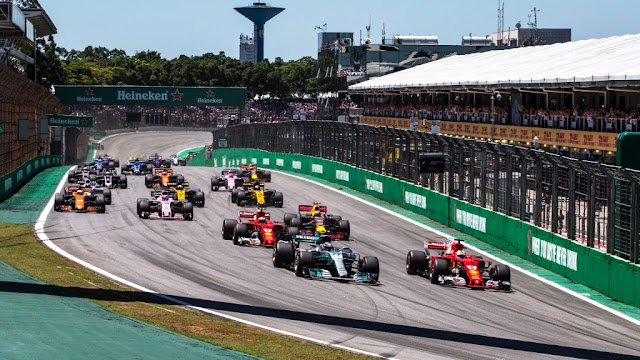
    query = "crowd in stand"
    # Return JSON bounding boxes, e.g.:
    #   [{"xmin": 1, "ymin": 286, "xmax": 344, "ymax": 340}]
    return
[
  {"xmin": 69, "ymin": 100, "xmax": 324, "ymax": 129},
  {"xmin": 361, "ymin": 103, "xmax": 640, "ymax": 133}
]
